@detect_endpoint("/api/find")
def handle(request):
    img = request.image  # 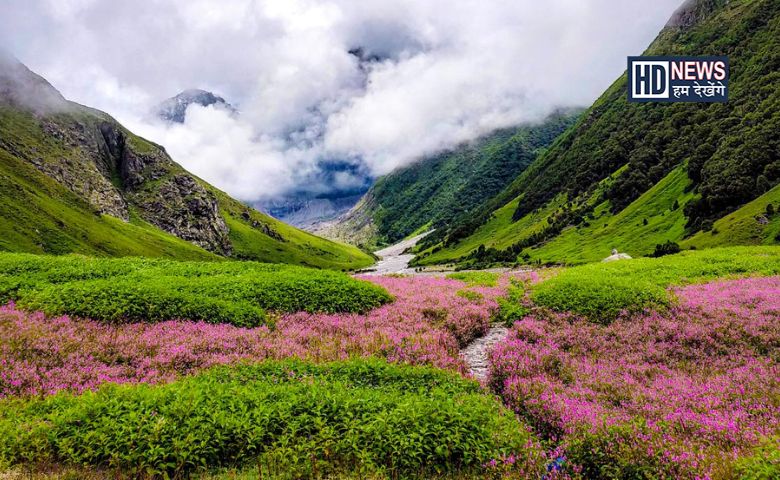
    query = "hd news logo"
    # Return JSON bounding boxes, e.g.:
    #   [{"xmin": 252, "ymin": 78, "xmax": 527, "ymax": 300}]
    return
[{"xmin": 628, "ymin": 56, "xmax": 729, "ymax": 103}]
